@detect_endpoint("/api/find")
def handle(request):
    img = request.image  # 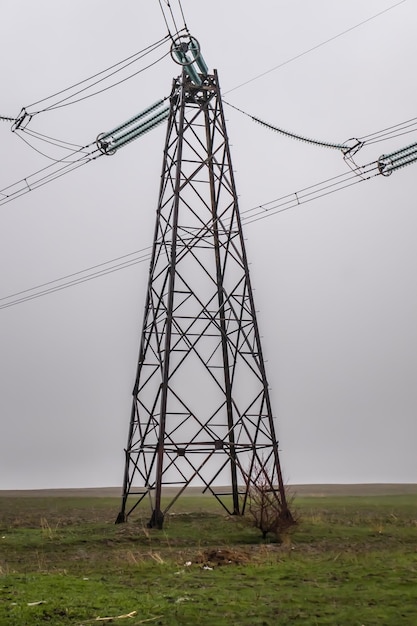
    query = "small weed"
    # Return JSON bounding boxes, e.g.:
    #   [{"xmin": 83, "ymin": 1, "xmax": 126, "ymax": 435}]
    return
[
  {"xmin": 0, "ymin": 490, "xmax": 416, "ymax": 625},
  {"xmin": 40, "ymin": 517, "xmax": 60, "ymax": 539},
  {"xmin": 147, "ymin": 551, "xmax": 164, "ymax": 564}
]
